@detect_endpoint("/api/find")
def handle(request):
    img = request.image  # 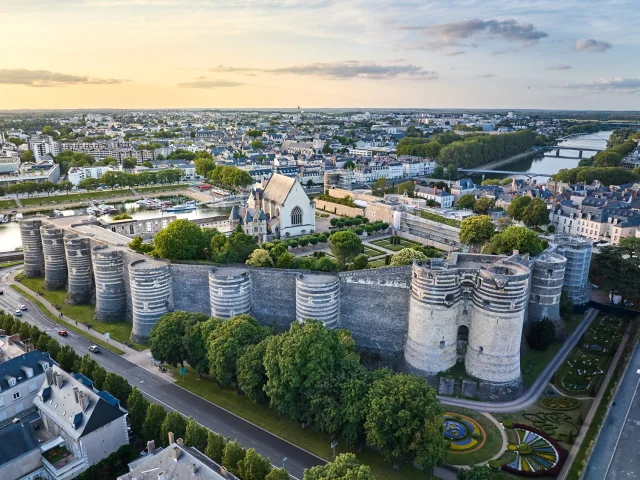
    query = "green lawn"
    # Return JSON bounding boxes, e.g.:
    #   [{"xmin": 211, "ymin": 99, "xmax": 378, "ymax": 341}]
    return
[
  {"xmin": 368, "ymin": 258, "xmax": 388, "ymax": 268},
  {"xmin": 19, "ymin": 189, "xmax": 136, "ymax": 206},
  {"xmin": 15, "ymin": 276, "xmax": 146, "ymax": 351},
  {"xmin": 520, "ymin": 313, "xmax": 584, "ymax": 388},
  {"xmin": 444, "ymin": 406, "xmax": 503, "ymax": 466},
  {"xmin": 0, "ymin": 199, "xmax": 18, "ymax": 209},
  {"xmin": 136, "ymin": 184, "xmax": 191, "ymax": 193},
  {"xmin": 0, "ymin": 261, "xmax": 23, "ymax": 268},
  {"xmin": 362, "ymin": 246, "xmax": 386, "ymax": 258},
  {"xmin": 10, "ymin": 283, "xmax": 124, "ymax": 355},
  {"xmin": 167, "ymin": 365, "xmax": 431, "ymax": 480},
  {"xmin": 370, "ymin": 238, "xmax": 423, "ymax": 252}
]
